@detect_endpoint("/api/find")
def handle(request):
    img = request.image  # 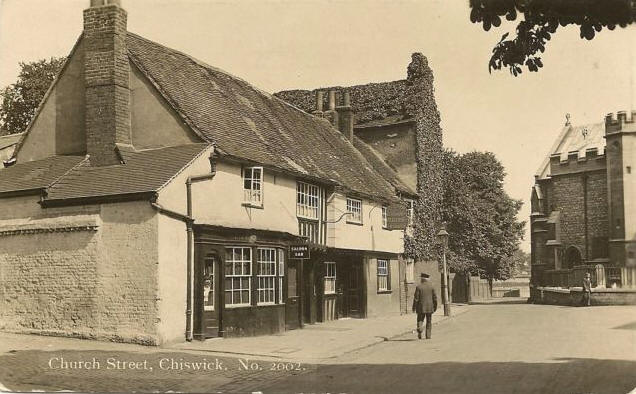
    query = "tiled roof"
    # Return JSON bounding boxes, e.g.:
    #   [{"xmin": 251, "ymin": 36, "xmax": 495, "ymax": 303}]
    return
[
  {"xmin": 352, "ymin": 137, "xmax": 415, "ymax": 197},
  {"xmin": 0, "ymin": 155, "xmax": 85, "ymax": 195},
  {"xmin": 45, "ymin": 144, "xmax": 210, "ymax": 202},
  {"xmin": 126, "ymin": 33, "xmax": 397, "ymax": 200},
  {"xmin": 536, "ymin": 122, "xmax": 604, "ymax": 179}
]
